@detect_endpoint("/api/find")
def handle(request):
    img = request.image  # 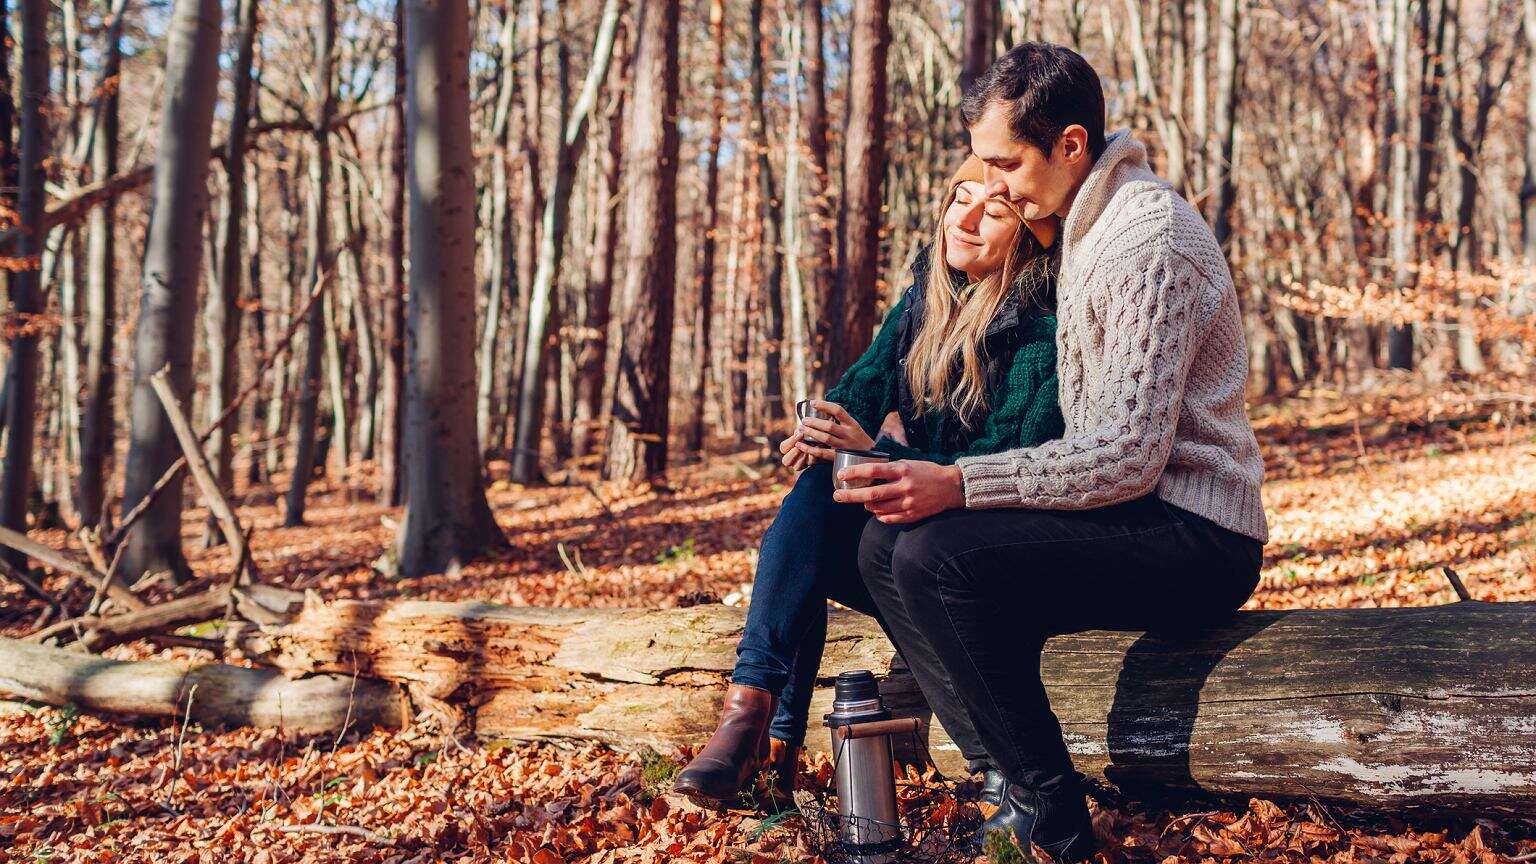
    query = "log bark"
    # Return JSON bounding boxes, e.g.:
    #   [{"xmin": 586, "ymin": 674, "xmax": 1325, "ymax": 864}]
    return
[
  {"xmin": 235, "ymin": 598, "xmax": 1536, "ymax": 817},
  {"xmin": 0, "ymin": 637, "xmax": 405, "ymax": 735}
]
